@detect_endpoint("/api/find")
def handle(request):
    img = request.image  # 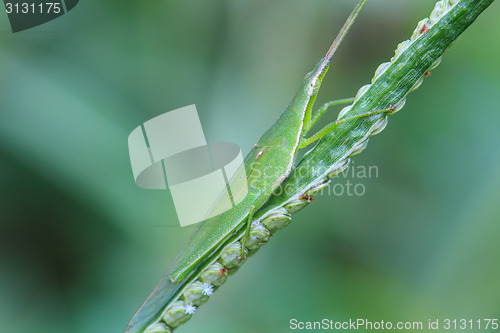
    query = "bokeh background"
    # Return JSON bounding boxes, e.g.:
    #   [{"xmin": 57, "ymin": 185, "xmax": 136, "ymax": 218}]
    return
[{"xmin": 0, "ymin": 1, "xmax": 499, "ymax": 332}]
